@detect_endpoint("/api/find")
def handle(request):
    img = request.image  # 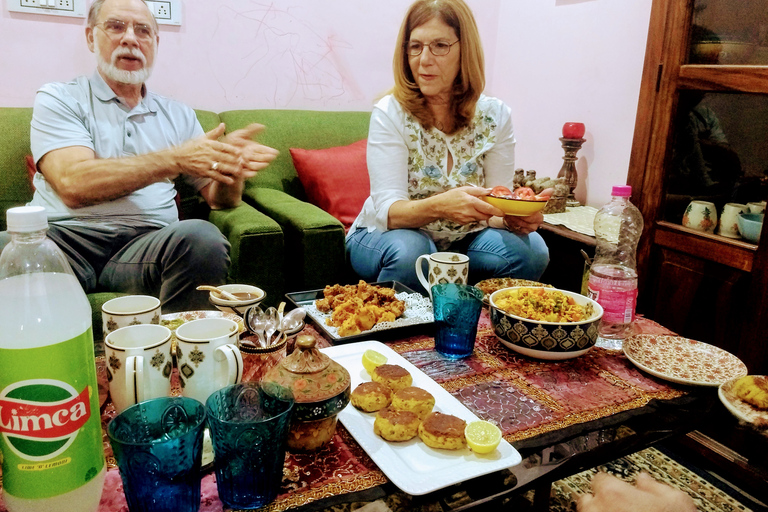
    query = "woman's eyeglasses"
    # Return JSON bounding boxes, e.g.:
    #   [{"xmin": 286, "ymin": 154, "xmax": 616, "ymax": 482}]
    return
[
  {"xmin": 95, "ymin": 19, "xmax": 155, "ymax": 41},
  {"xmin": 405, "ymin": 40, "xmax": 459, "ymax": 57}
]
